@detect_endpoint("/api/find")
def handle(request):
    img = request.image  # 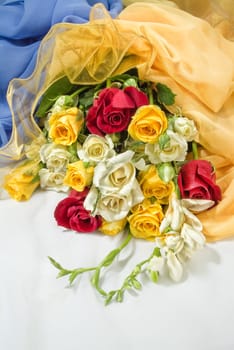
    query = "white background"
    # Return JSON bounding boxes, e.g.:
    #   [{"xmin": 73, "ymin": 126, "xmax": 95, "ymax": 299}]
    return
[{"xmin": 0, "ymin": 191, "xmax": 234, "ymax": 350}]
